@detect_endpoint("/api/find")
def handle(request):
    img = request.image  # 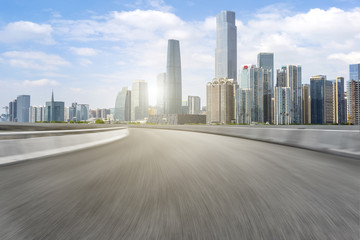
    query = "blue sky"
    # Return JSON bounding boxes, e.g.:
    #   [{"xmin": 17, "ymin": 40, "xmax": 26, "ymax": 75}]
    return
[{"xmin": 0, "ymin": 0, "xmax": 359, "ymax": 113}]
